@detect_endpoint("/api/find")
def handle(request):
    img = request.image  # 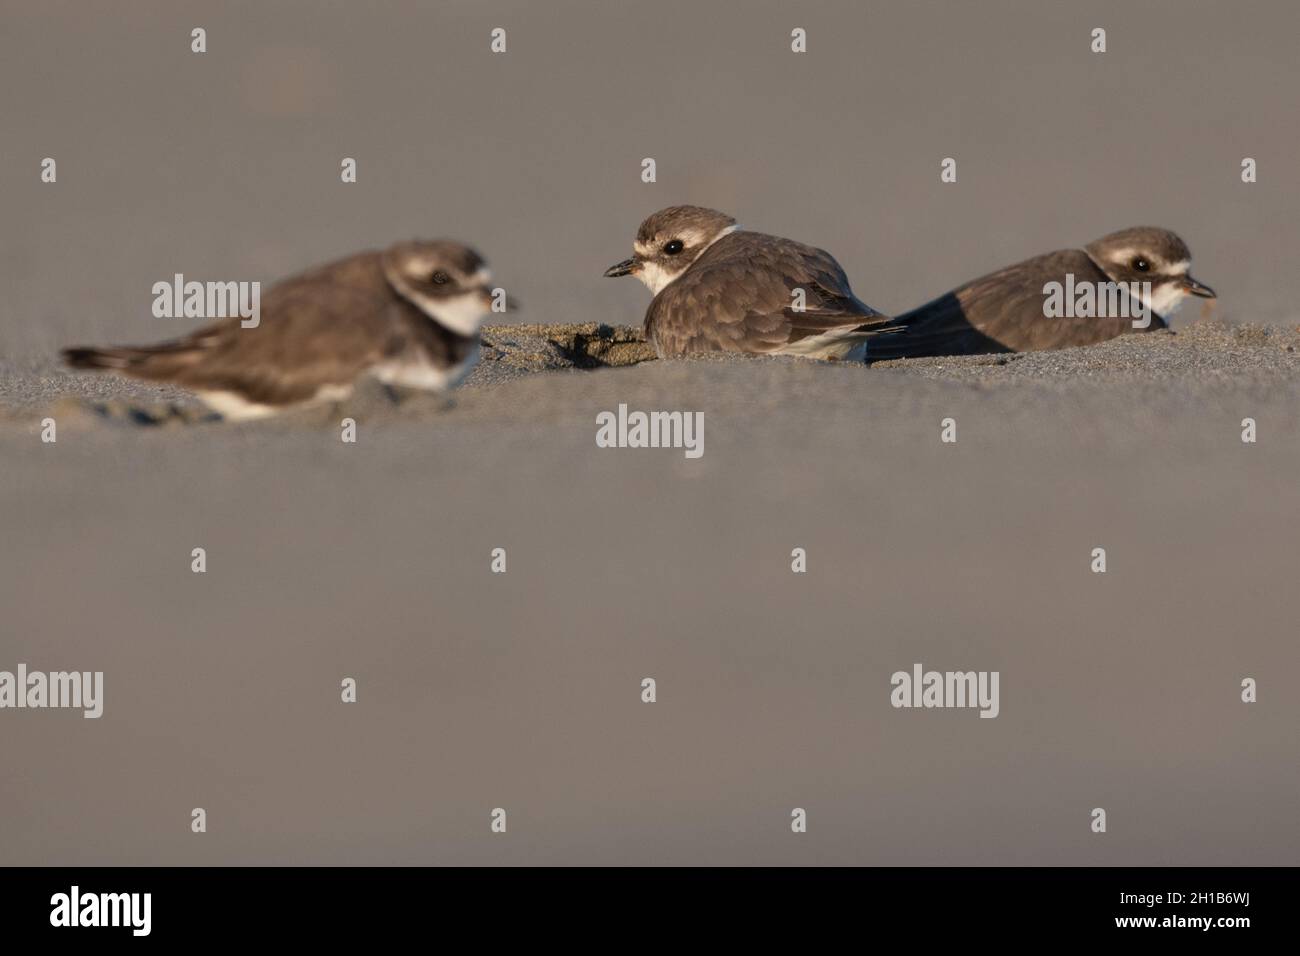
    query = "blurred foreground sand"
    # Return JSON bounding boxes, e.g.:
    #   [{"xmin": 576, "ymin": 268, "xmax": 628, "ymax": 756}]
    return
[{"xmin": 0, "ymin": 319, "xmax": 1296, "ymax": 865}]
